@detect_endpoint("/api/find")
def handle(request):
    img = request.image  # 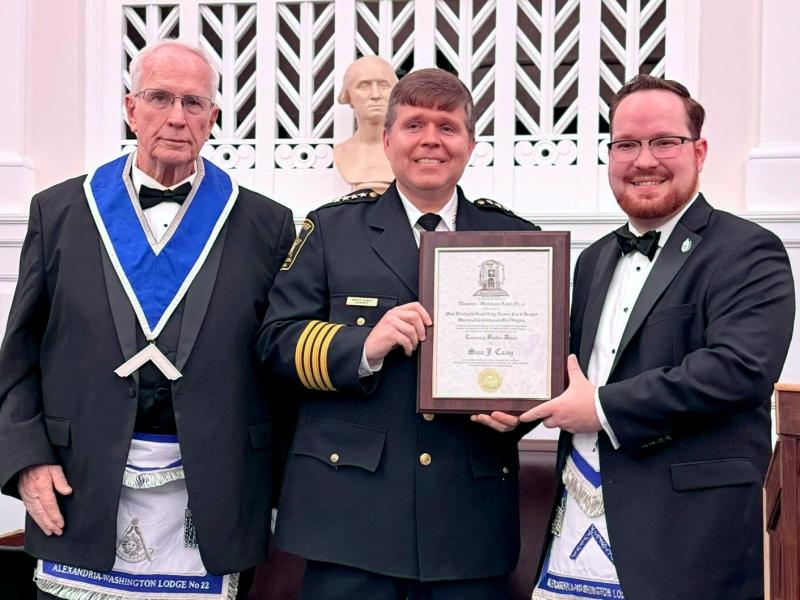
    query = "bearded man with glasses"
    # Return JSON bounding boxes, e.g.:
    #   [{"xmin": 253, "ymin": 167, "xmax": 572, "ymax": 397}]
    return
[
  {"xmin": 481, "ymin": 74, "xmax": 794, "ymax": 600},
  {"xmin": 0, "ymin": 40, "xmax": 295, "ymax": 600}
]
